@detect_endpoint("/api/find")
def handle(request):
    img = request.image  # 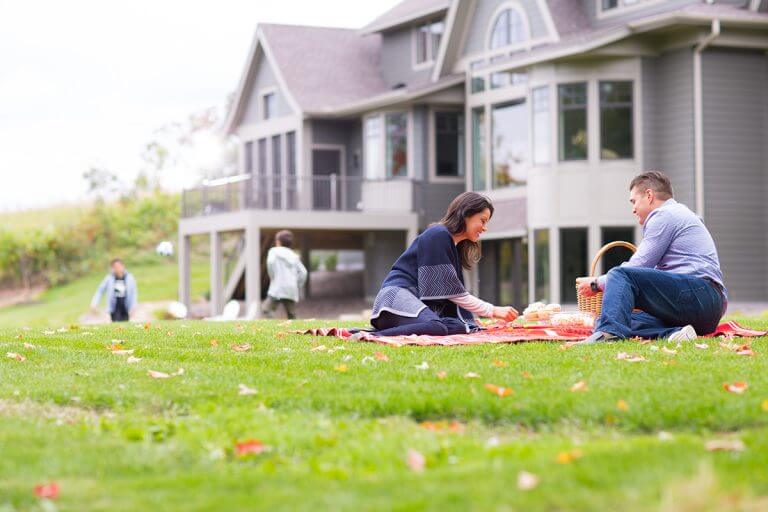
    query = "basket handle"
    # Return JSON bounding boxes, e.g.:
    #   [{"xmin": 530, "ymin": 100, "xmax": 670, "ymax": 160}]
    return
[{"xmin": 589, "ymin": 241, "xmax": 637, "ymax": 277}]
